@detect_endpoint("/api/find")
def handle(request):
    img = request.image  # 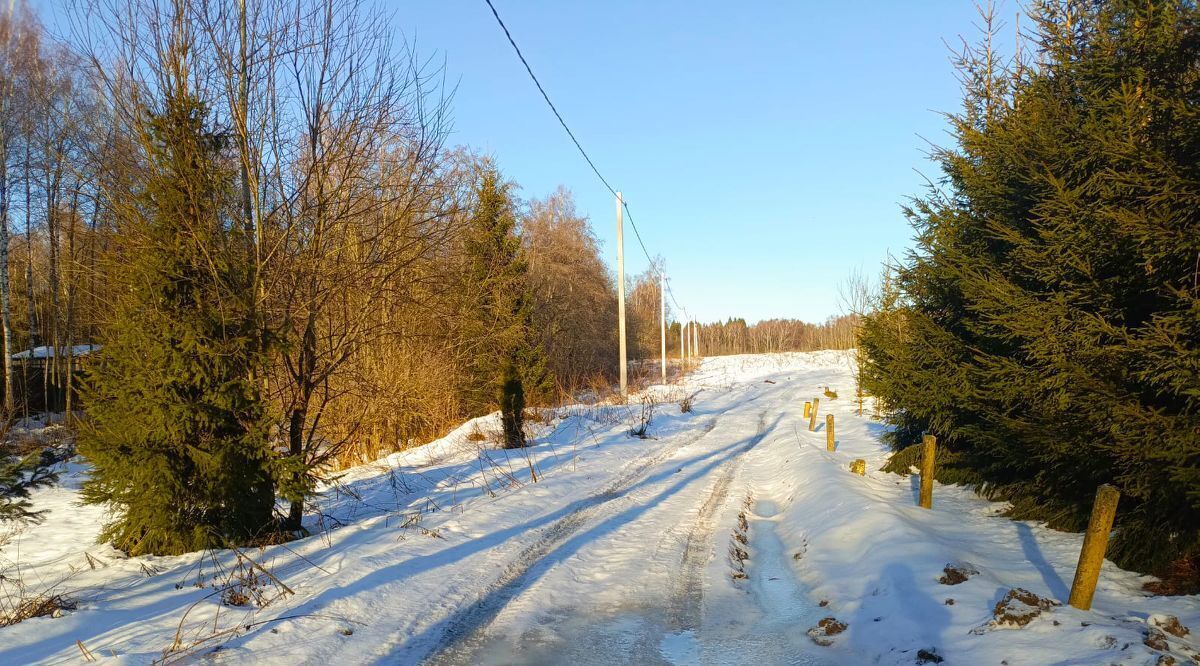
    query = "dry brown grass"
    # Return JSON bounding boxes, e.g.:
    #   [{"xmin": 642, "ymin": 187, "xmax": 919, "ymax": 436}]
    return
[
  {"xmin": 0, "ymin": 575, "xmax": 76, "ymax": 627},
  {"xmin": 465, "ymin": 424, "xmax": 487, "ymax": 442},
  {"xmin": 1144, "ymin": 556, "xmax": 1200, "ymax": 596}
]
